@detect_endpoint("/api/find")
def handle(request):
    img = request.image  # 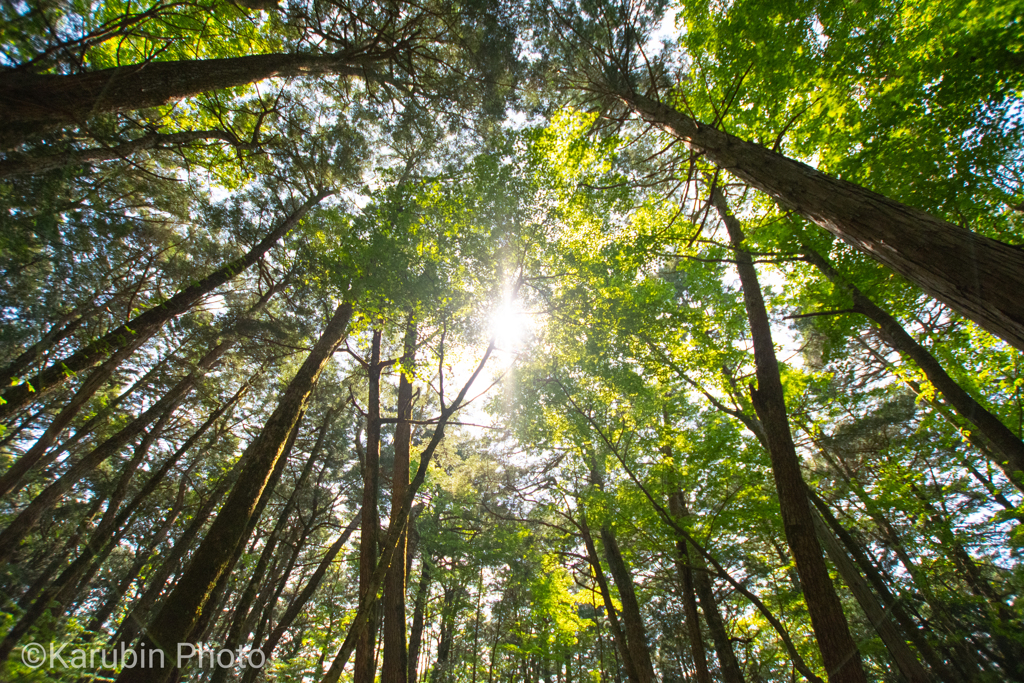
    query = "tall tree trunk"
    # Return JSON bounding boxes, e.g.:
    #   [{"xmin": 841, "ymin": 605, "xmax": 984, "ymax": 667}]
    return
[
  {"xmin": 115, "ymin": 302, "xmax": 353, "ymax": 683},
  {"xmin": 112, "ymin": 453, "xmax": 242, "ymax": 647},
  {"xmin": 668, "ymin": 492, "xmax": 719, "ymax": 683},
  {"xmin": 809, "ymin": 508, "xmax": 934, "ymax": 683},
  {"xmin": 599, "ymin": 525, "xmax": 657, "ymax": 683},
  {"xmin": 356, "ymin": 329, "xmax": 385, "ymax": 683},
  {"xmin": 801, "ymin": 244, "xmax": 1024, "ymax": 491},
  {"xmin": 241, "ymin": 511, "xmax": 361, "ymax": 683},
  {"xmin": 0, "ymin": 192, "xmax": 329, "ymax": 419},
  {"xmin": 0, "ymin": 340, "xmax": 231, "ymax": 564},
  {"xmin": 579, "ymin": 515, "xmax": 641, "ymax": 683},
  {"xmin": 408, "ymin": 559, "xmax": 432, "ymax": 683},
  {"xmin": 209, "ymin": 406, "xmax": 338, "ymax": 683},
  {"xmin": 0, "ymin": 52, "xmax": 387, "ymax": 148},
  {"xmin": 319, "ymin": 341, "xmax": 496, "ymax": 683},
  {"xmin": 712, "ymin": 187, "xmax": 866, "ymax": 683},
  {"xmin": 619, "ymin": 91, "xmax": 1024, "ymax": 351},
  {"xmin": 383, "ymin": 316, "xmax": 417, "ymax": 683}
]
